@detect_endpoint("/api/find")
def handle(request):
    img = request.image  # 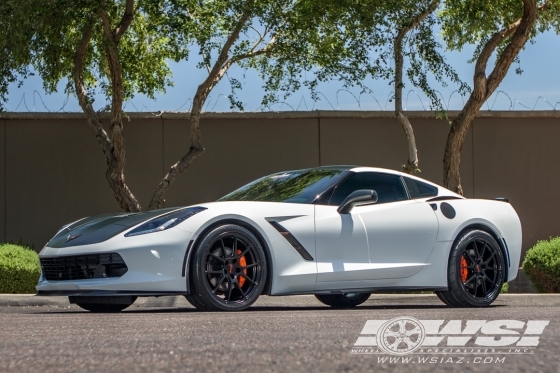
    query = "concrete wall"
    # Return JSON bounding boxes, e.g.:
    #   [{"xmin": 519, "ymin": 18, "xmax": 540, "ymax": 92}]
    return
[{"xmin": 1, "ymin": 111, "xmax": 559, "ymax": 289}]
